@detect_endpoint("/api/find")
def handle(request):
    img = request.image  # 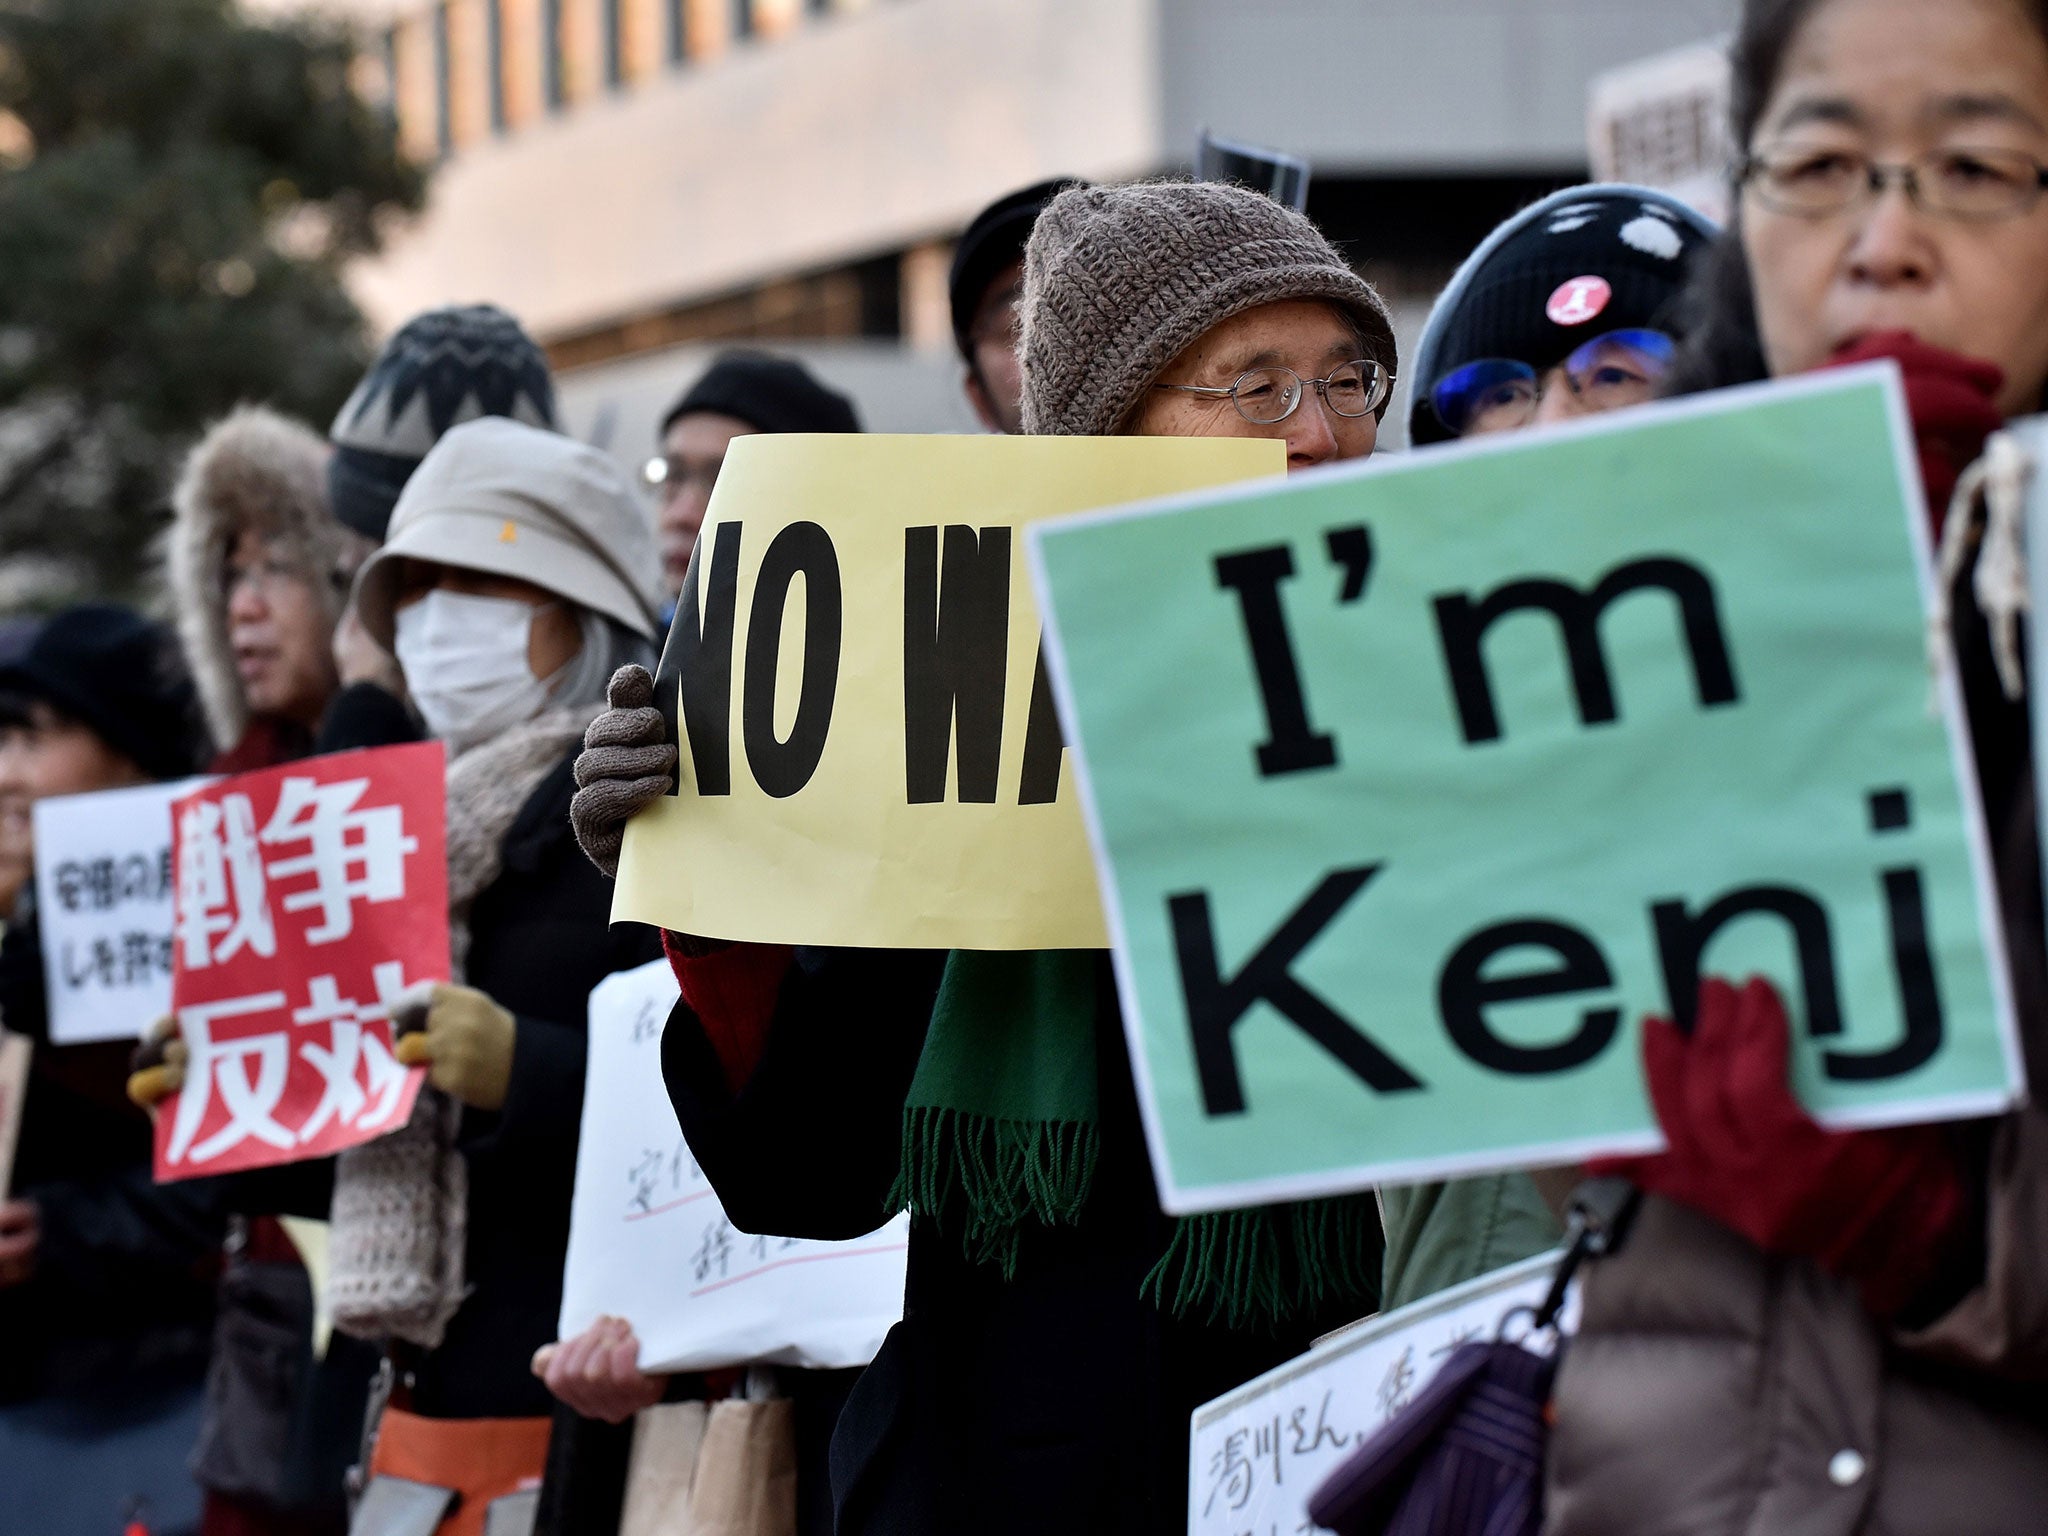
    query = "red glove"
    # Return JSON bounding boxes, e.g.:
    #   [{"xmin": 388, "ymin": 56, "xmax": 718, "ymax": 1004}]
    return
[
  {"xmin": 1591, "ymin": 976, "xmax": 1966, "ymax": 1318},
  {"xmin": 1824, "ymin": 332, "xmax": 2003, "ymax": 531}
]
